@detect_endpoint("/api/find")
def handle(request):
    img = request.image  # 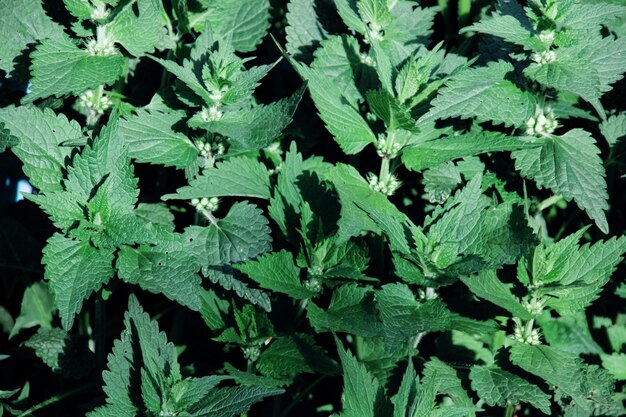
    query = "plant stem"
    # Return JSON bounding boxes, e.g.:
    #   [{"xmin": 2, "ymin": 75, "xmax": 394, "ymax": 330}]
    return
[
  {"xmin": 94, "ymin": 291, "xmax": 106, "ymax": 371},
  {"xmin": 280, "ymin": 376, "xmax": 325, "ymax": 417},
  {"xmin": 378, "ymin": 157, "xmax": 390, "ymax": 183},
  {"xmin": 504, "ymin": 403, "xmax": 515, "ymax": 417},
  {"xmin": 17, "ymin": 385, "xmax": 93, "ymax": 417},
  {"xmin": 458, "ymin": 0, "xmax": 472, "ymax": 27}
]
